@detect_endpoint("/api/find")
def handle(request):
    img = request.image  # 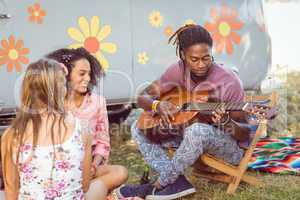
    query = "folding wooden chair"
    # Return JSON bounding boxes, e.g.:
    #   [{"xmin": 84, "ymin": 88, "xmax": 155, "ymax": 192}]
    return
[{"xmin": 192, "ymin": 91, "xmax": 278, "ymax": 194}]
